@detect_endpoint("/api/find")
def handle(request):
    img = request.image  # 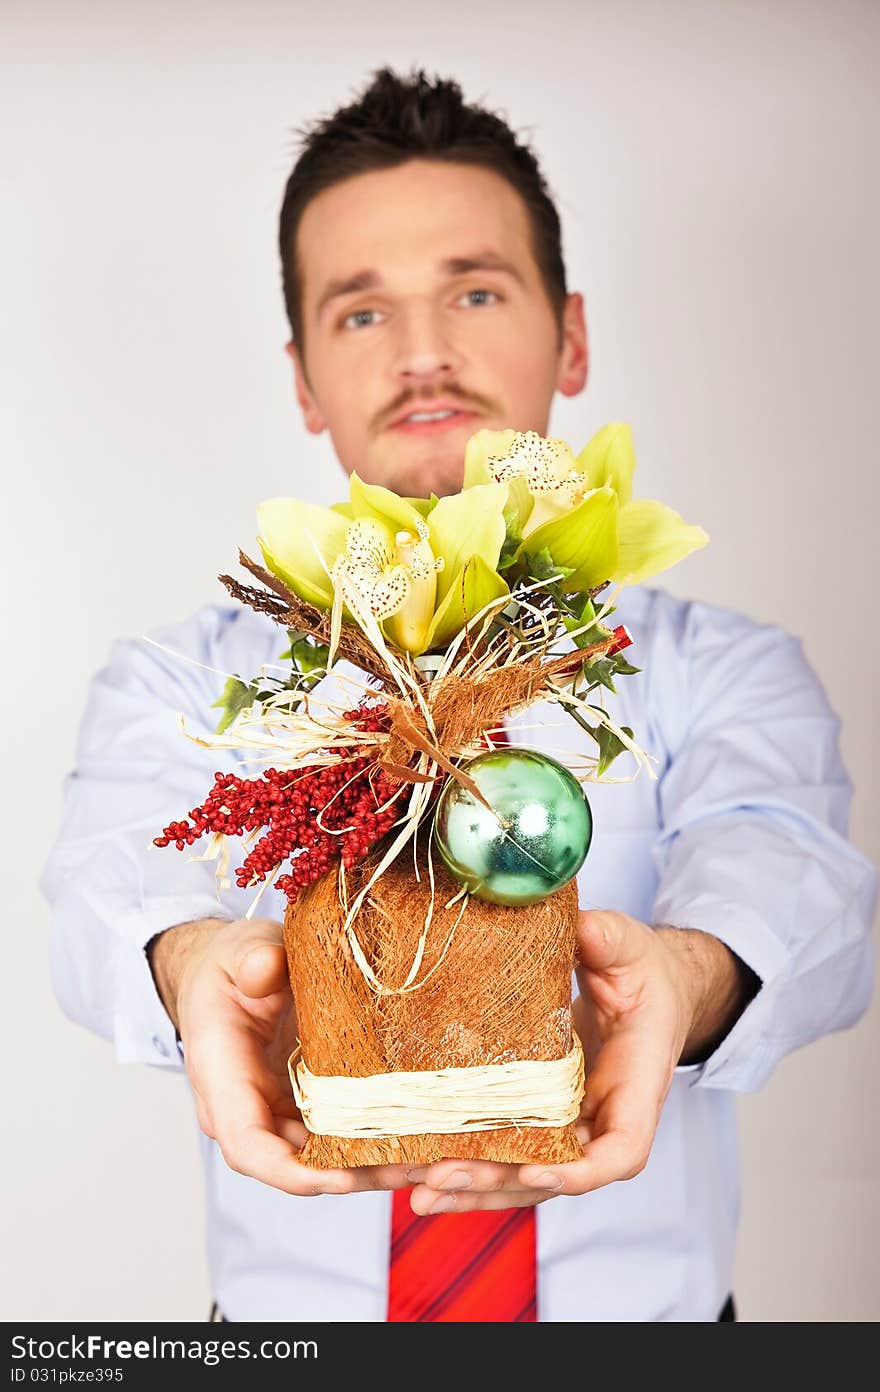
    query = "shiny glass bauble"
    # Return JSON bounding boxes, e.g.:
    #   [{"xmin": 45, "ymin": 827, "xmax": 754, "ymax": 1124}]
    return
[{"xmin": 433, "ymin": 748, "xmax": 593, "ymax": 906}]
